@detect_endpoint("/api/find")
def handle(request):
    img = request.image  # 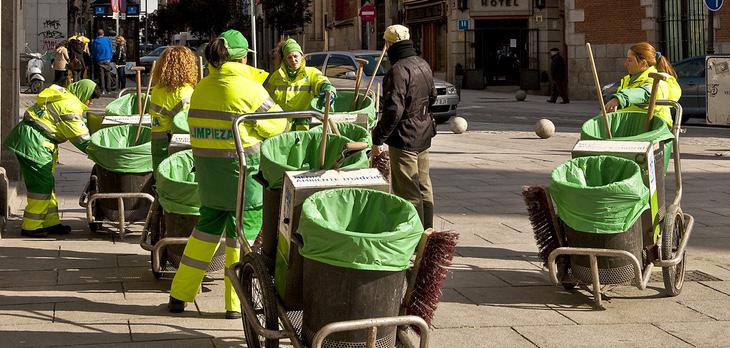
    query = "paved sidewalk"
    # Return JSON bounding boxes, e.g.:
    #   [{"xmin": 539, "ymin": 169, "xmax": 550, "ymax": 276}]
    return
[{"xmin": 1, "ymin": 92, "xmax": 730, "ymax": 347}]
